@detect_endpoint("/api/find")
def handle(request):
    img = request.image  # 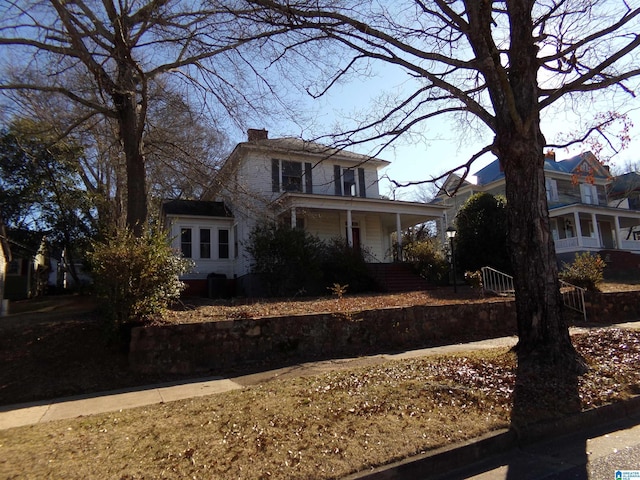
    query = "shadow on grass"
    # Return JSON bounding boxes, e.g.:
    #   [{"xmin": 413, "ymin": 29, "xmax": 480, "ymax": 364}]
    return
[{"xmin": 505, "ymin": 354, "xmax": 586, "ymax": 479}]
